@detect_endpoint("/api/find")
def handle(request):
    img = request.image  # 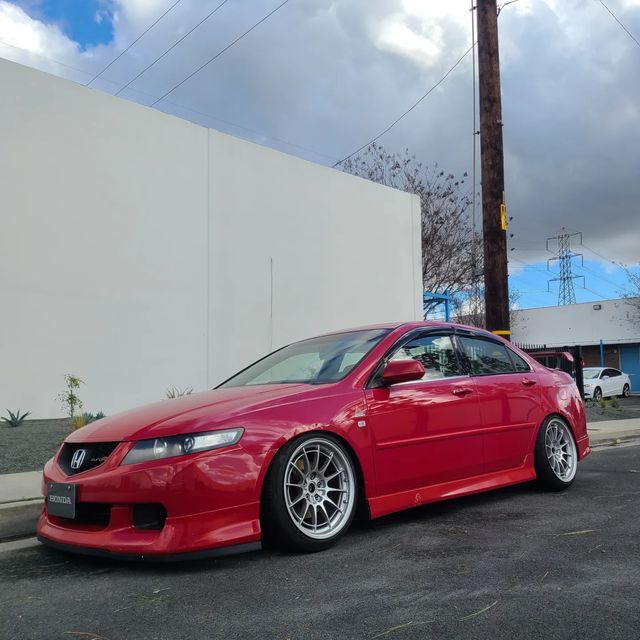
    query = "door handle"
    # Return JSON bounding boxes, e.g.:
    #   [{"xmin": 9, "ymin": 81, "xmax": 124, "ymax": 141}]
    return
[
  {"xmin": 452, "ymin": 387, "xmax": 473, "ymax": 396},
  {"xmin": 522, "ymin": 378, "xmax": 537, "ymax": 386}
]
